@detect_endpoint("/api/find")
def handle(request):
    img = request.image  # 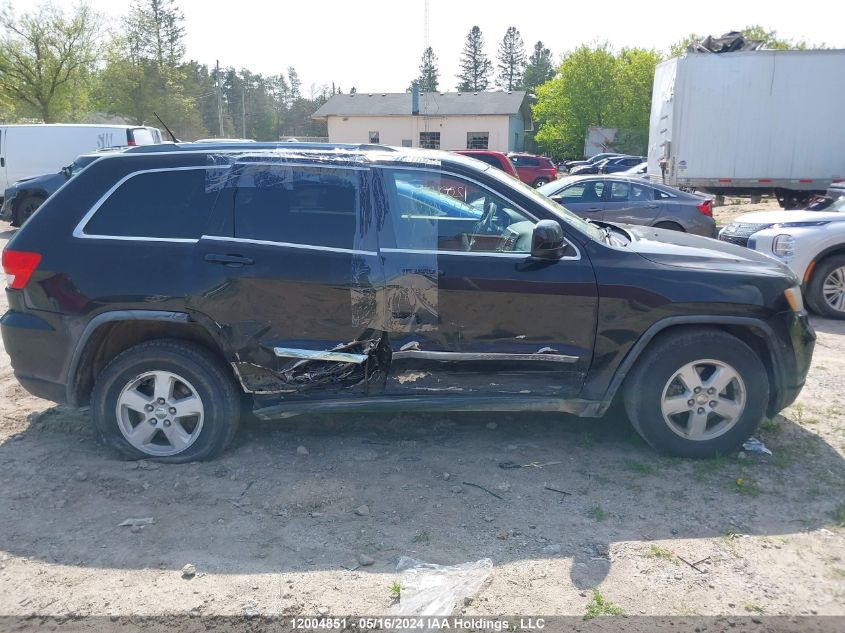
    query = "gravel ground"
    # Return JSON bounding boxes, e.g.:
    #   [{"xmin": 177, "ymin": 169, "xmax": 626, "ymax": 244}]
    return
[{"xmin": 0, "ymin": 204, "xmax": 843, "ymax": 622}]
